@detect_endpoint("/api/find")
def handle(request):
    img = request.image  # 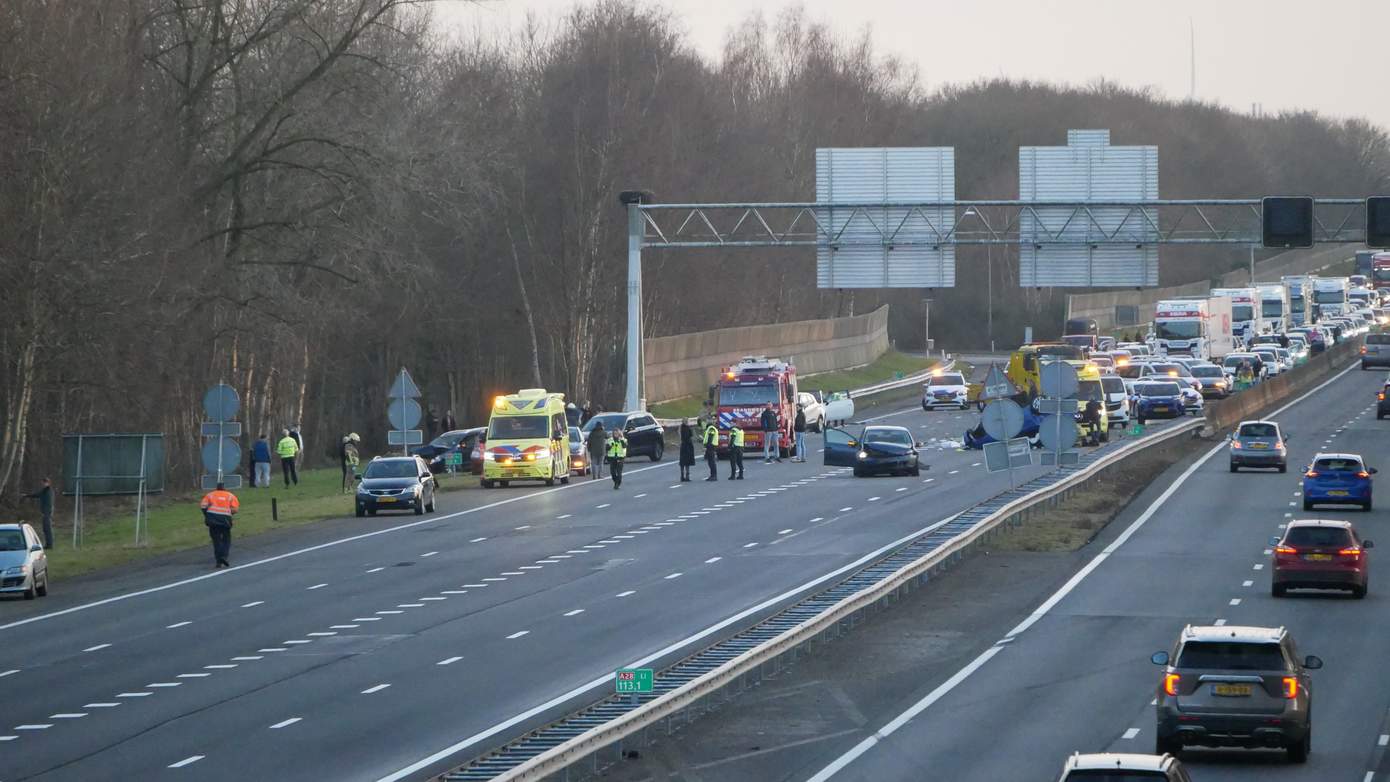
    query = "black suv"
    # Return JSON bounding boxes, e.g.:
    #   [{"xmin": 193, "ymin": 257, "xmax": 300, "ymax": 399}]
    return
[
  {"xmin": 1151, "ymin": 624, "xmax": 1321, "ymax": 762},
  {"xmin": 1379, "ymin": 381, "xmax": 1390, "ymax": 420},
  {"xmin": 580, "ymin": 412, "xmax": 665, "ymax": 461},
  {"xmin": 355, "ymin": 456, "xmax": 436, "ymax": 517}
]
